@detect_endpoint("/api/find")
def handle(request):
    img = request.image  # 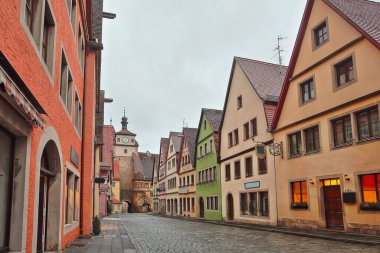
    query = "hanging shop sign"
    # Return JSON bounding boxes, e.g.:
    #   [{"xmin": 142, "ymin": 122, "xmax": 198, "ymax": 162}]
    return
[{"xmin": 255, "ymin": 143, "xmax": 266, "ymax": 159}]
